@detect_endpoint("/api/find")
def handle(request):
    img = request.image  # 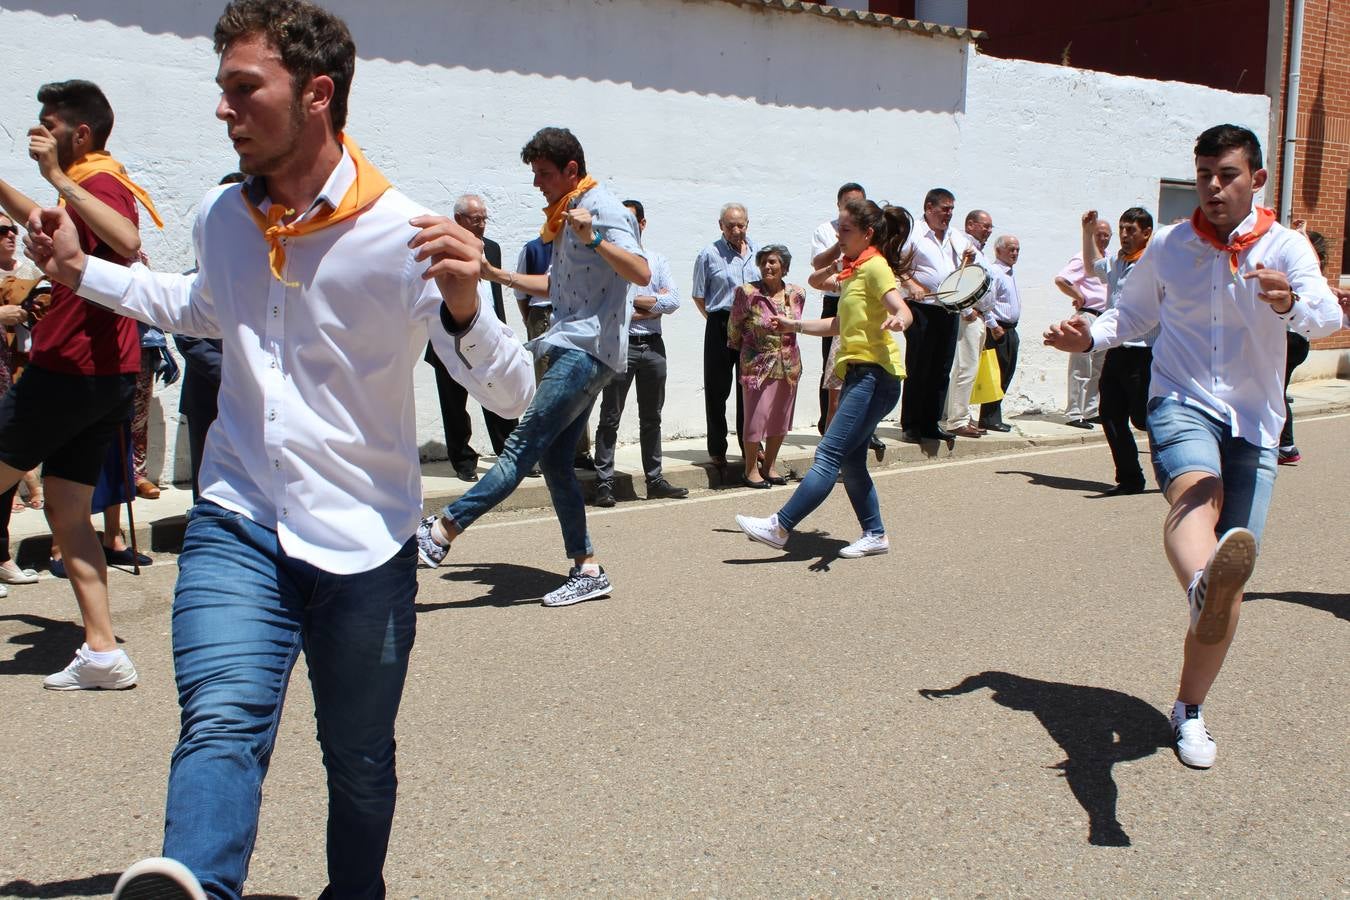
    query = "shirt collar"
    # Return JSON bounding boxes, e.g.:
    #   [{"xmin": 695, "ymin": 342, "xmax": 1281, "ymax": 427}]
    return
[{"xmin": 243, "ymin": 146, "xmax": 355, "ymax": 219}]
